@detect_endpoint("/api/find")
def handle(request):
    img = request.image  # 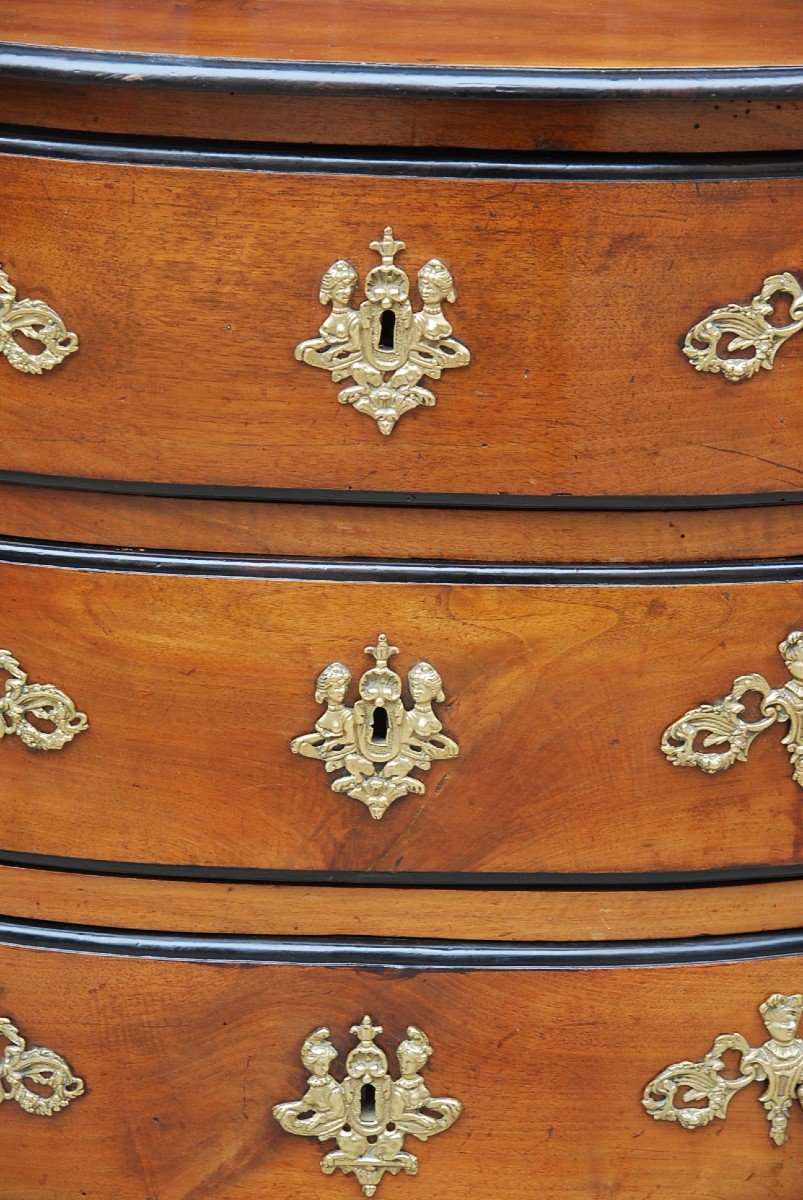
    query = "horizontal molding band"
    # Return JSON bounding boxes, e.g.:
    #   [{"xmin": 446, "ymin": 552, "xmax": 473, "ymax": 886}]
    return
[
  {"xmin": 2, "ymin": 536, "xmax": 803, "ymax": 587},
  {"xmin": 3, "ymin": 128, "xmax": 803, "ymax": 179},
  {"xmin": 2, "ymin": 44, "xmax": 803, "ymax": 100},
  {"xmin": 1, "ymin": 849, "xmax": 802, "ymax": 890},
  {"xmin": 0, "ymin": 915, "xmax": 801, "ymax": 969},
  {"xmin": 3, "ymin": 471, "xmax": 803, "ymax": 512}
]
